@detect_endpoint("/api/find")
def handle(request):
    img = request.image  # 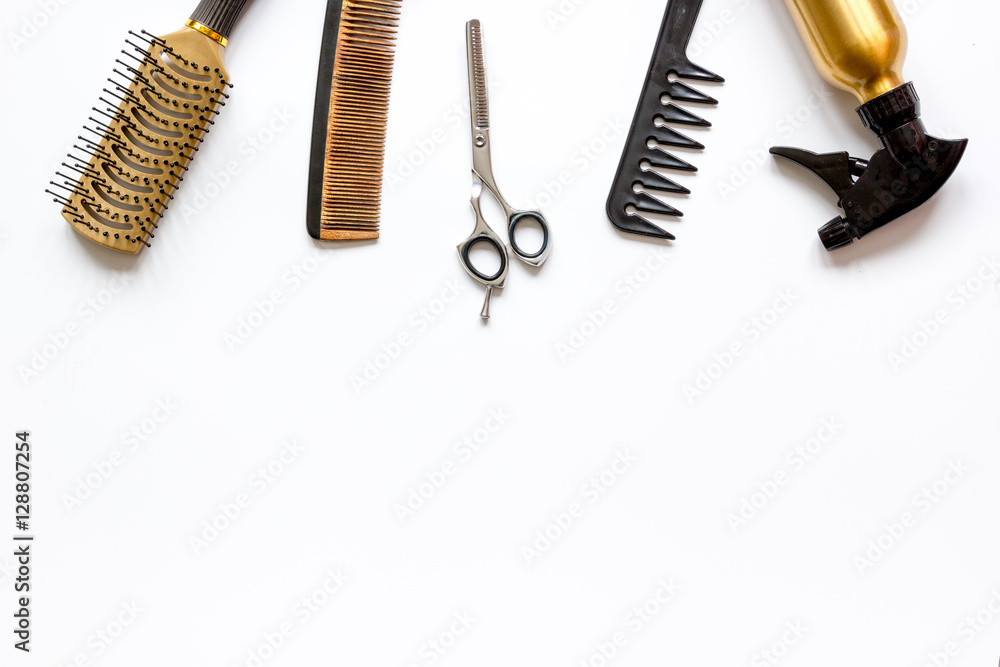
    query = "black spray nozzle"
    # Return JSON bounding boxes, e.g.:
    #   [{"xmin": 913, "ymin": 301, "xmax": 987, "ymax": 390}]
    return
[{"xmin": 770, "ymin": 82, "xmax": 968, "ymax": 251}]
